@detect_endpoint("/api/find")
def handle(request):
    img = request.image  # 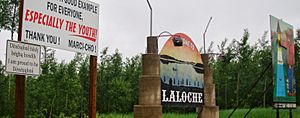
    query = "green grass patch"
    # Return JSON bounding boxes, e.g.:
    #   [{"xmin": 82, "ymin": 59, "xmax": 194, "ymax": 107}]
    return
[
  {"xmin": 163, "ymin": 113, "xmax": 197, "ymax": 118},
  {"xmin": 96, "ymin": 113, "xmax": 132, "ymax": 118},
  {"xmin": 221, "ymin": 107, "xmax": 300, "ymax": 118},
  {"xmin": 96, "ymin": 113, "xmax": 197, "ymax": 118},
  {"xmin": 96, "ymin": 107, "xmax": 300, "ymax": 118}
]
